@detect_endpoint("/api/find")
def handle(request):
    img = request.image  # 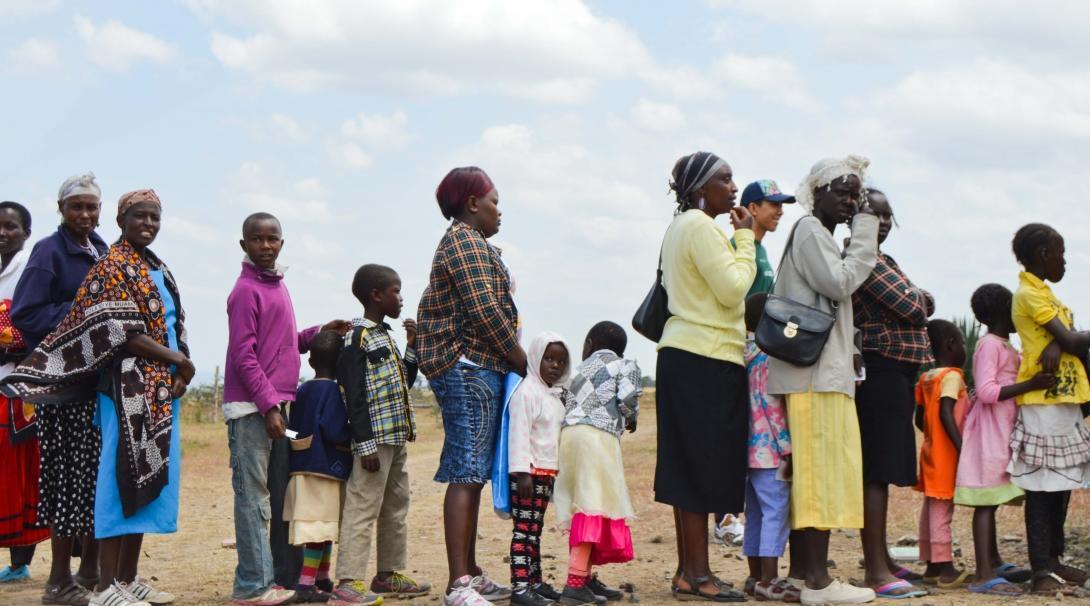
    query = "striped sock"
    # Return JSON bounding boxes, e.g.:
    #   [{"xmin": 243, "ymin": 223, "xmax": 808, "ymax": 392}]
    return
[
  {"xmin": 317, "ymin": 542, "xmax": 333, "ymax": 581},
  {"xmin": 299, "ymin": 543, "xmax": 324, "ymax": 587}
]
